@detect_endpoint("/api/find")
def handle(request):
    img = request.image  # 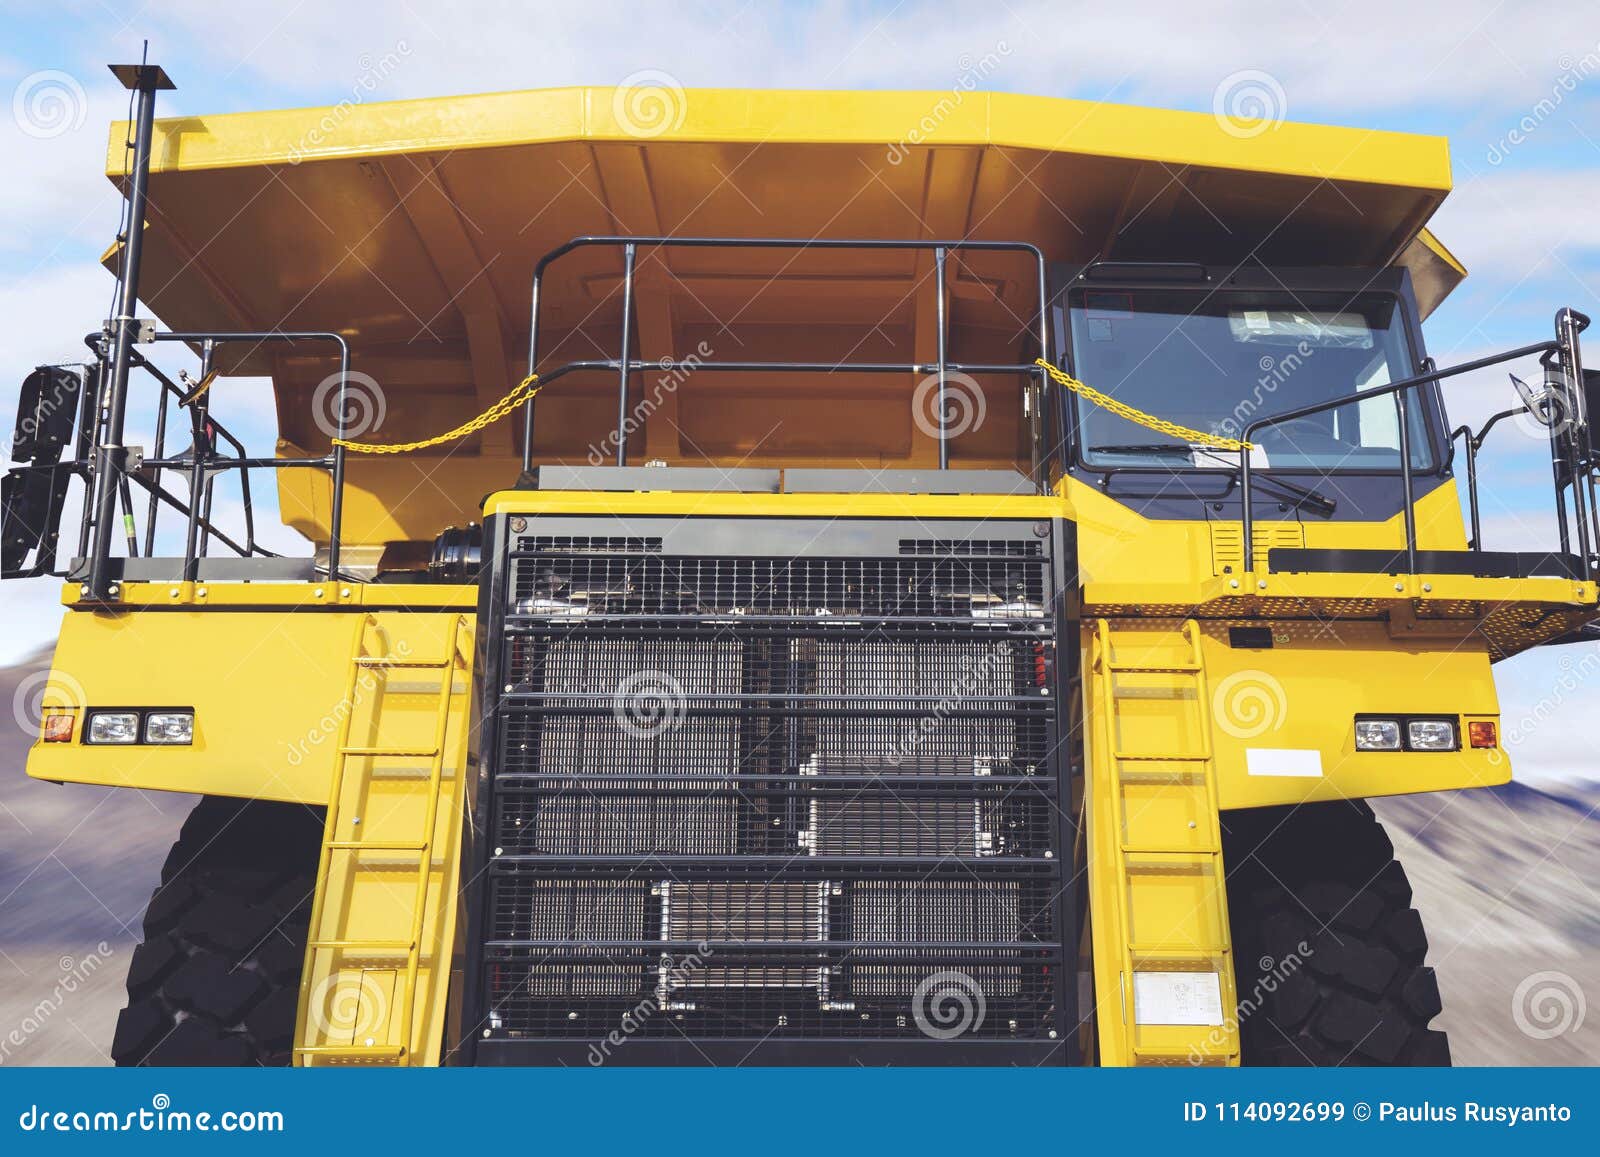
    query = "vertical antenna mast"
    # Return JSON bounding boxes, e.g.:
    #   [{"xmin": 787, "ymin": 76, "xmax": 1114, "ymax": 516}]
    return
[{"xmin": 85, "ymin": 55, "xmax": 174, "ymax": 600}]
